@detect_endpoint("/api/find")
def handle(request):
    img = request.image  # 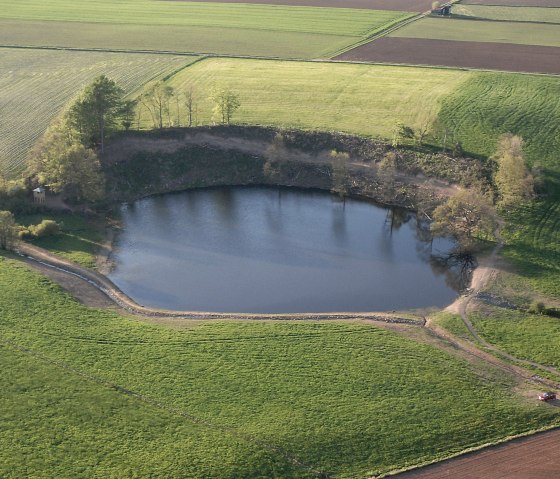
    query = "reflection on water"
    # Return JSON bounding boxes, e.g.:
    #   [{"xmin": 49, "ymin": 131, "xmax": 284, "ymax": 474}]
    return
[{"xmin": 109, "ymin": 186, "xmax": 462, "ymax": 313}]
